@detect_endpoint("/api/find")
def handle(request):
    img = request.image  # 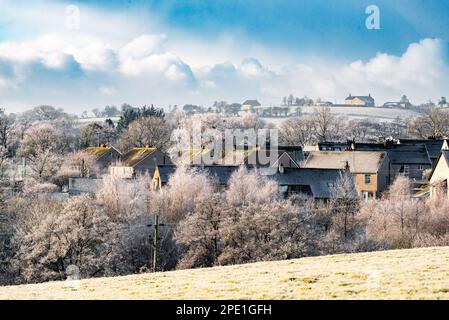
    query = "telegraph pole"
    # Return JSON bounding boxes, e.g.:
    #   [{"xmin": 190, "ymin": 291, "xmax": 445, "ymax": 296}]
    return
[
  {"xmin": 152, "ymin": 214, "xmax": 159, "ymax": 273},
  {"xmin": 148, "ymin": 215, "xmax": 165, "ymax": 273}
]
